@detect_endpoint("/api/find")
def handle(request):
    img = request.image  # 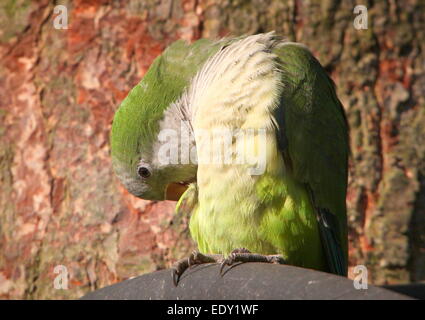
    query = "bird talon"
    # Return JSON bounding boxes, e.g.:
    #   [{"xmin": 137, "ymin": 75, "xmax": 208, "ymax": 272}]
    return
[
  {"xmin": 219, "ymin": 261, "xmax": 227, "ymax": 276},
  {"xmin": 219, "ymin": 253, "xmax": 236, "ymax": 276},
  {"xmin": 171, "ymin": 251, "xmax": 223, "ymax": 285},
  {"xmin": 187, "ymin": 250, "xmax": 198, "ymax": 268},
  {"xmin": 172, "ymin": 269, "xmax": 180, "ymax": 287}
]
